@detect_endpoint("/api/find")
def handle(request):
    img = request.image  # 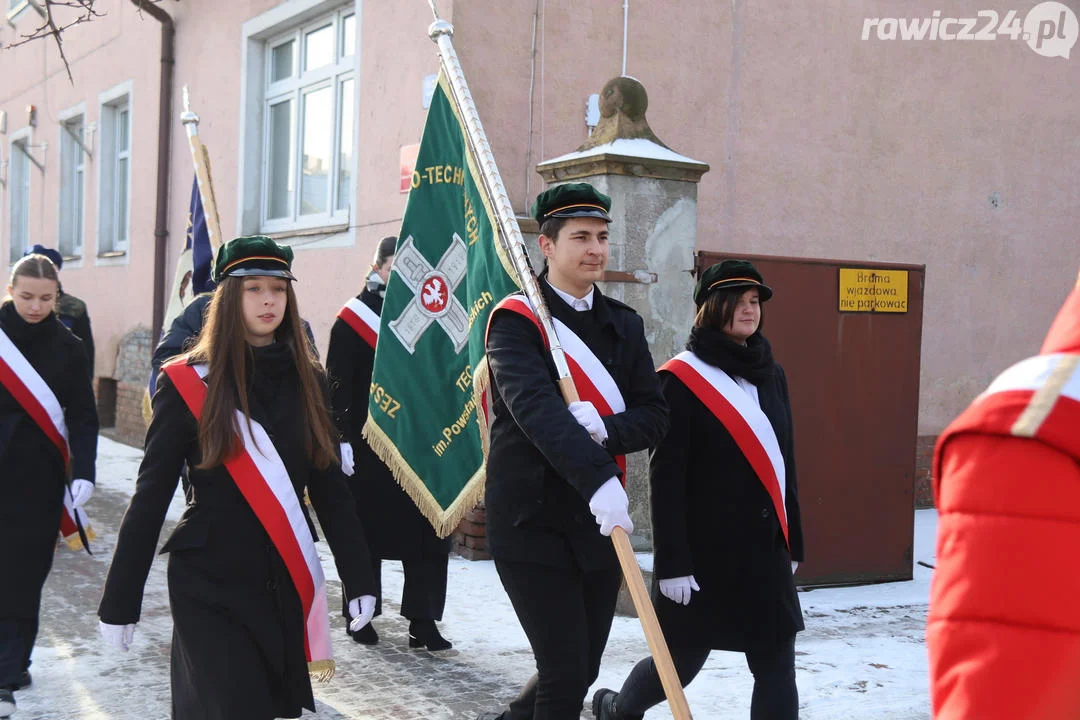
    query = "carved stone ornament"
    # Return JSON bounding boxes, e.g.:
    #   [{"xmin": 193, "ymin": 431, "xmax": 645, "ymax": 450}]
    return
[{"xmin": 578, "ymin": 76, "xmax": 669, "ymax": 151}]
